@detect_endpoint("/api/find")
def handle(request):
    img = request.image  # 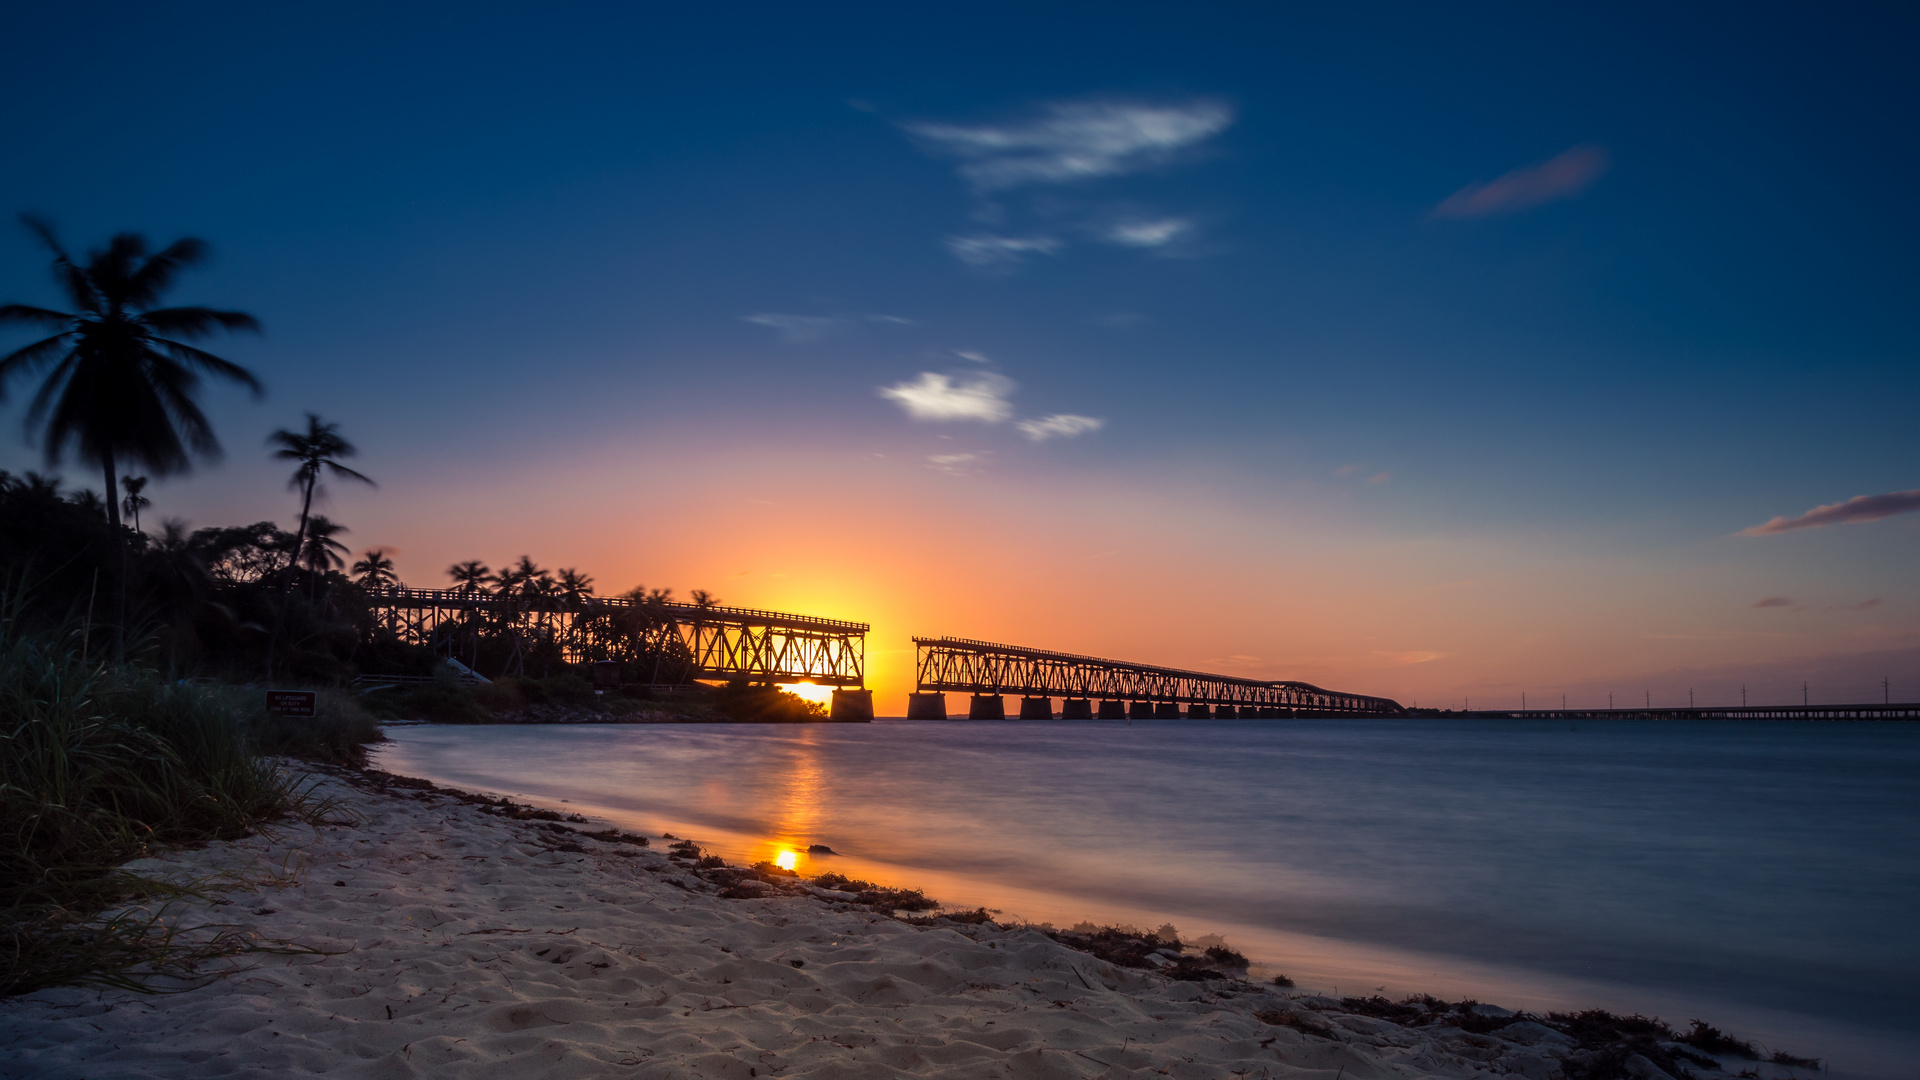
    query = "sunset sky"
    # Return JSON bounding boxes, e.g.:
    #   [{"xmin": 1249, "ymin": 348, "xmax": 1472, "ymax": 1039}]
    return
[{"xmin": 2, "ymin": 4, "xmax": 1915, "ymax": 709}]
